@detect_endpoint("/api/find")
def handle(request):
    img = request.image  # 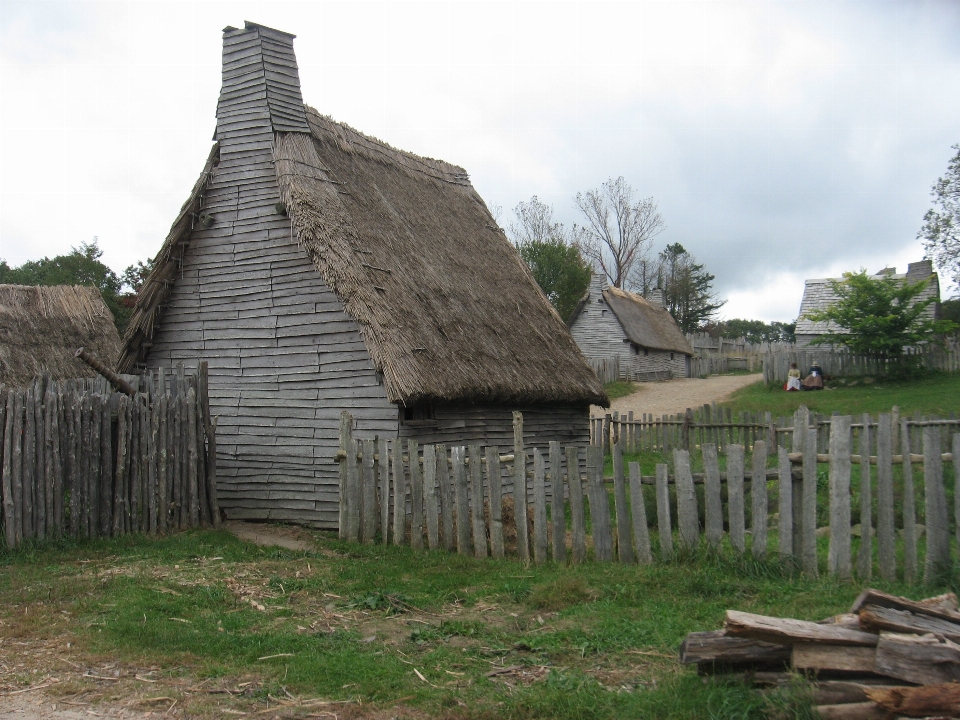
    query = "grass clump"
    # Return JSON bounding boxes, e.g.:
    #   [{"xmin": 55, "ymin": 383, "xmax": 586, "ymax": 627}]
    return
[{"xmin": 527, "ymin": 575, "xmax": 593, "ymax": 611}]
